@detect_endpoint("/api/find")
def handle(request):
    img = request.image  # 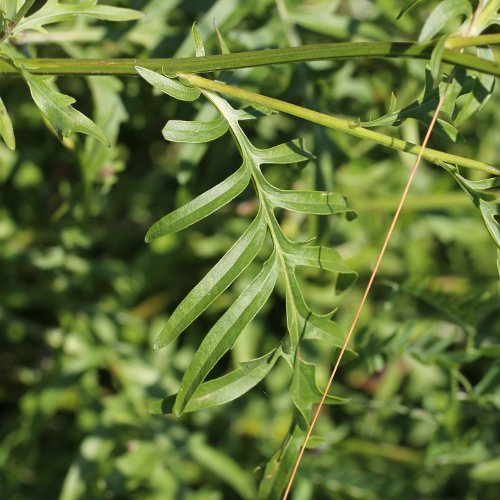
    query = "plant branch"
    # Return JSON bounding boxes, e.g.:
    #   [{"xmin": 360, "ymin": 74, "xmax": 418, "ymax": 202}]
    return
[
  {"xmin": 0, "ymin": 0, "xmax": 37, "ymax": 44},
  {"xmin": 446, "ymin": 33, "xmax": 500, "ymax": 49},
  {"xmin": 1, "ymin": 37, "xmax": 500, "ymax": 76},
  {"xmin": 178, "ymin": 73, "xmax": 499, "ymax": 176}
]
